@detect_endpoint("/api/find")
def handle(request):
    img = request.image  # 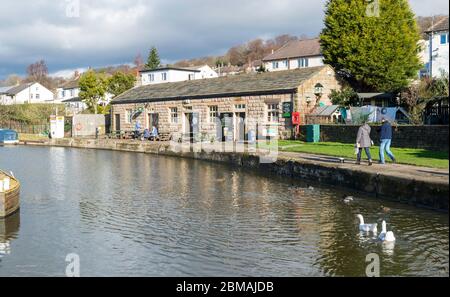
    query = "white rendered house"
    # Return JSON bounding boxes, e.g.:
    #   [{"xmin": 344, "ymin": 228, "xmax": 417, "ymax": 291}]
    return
[
  {"xmin": 262, "ymin": 38, "xmax": 324, "ymax": 72},
  {"xmin": 420, "ymin": 16, "xmax": 449, "ymax": 78},
  {"xmin": 140, "ymin": 65, "xmax": 218, "ymax": 86},
  {"xmin": 57, "ymin": 78, "xmax": 114, "ymax": 115},
  {"xmin": 0, "ymin": 82, "xmax": 55, "ymax": 105}
]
